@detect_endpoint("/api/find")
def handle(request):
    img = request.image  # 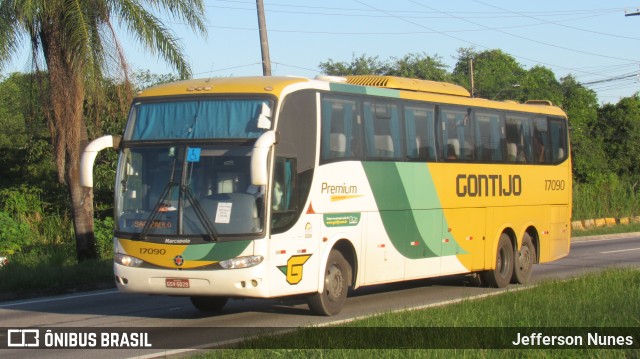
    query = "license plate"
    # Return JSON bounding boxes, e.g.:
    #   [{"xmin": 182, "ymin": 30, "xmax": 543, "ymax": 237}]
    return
[{"xmin": 165, "ymin": 278, "xmax": 190, "ymax": 289}]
